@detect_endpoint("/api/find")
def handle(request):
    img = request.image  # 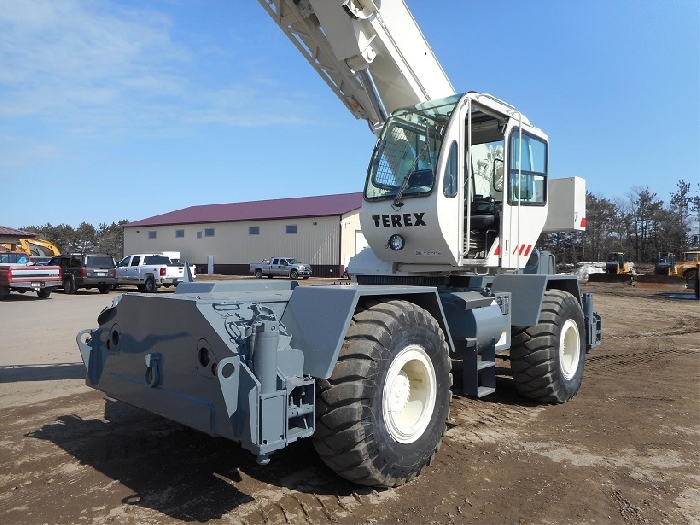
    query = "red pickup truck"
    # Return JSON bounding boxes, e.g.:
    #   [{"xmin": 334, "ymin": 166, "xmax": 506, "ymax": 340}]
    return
[{"xmin": 0, "ymin": 251, "xmax": 63, "ymax": 300}]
